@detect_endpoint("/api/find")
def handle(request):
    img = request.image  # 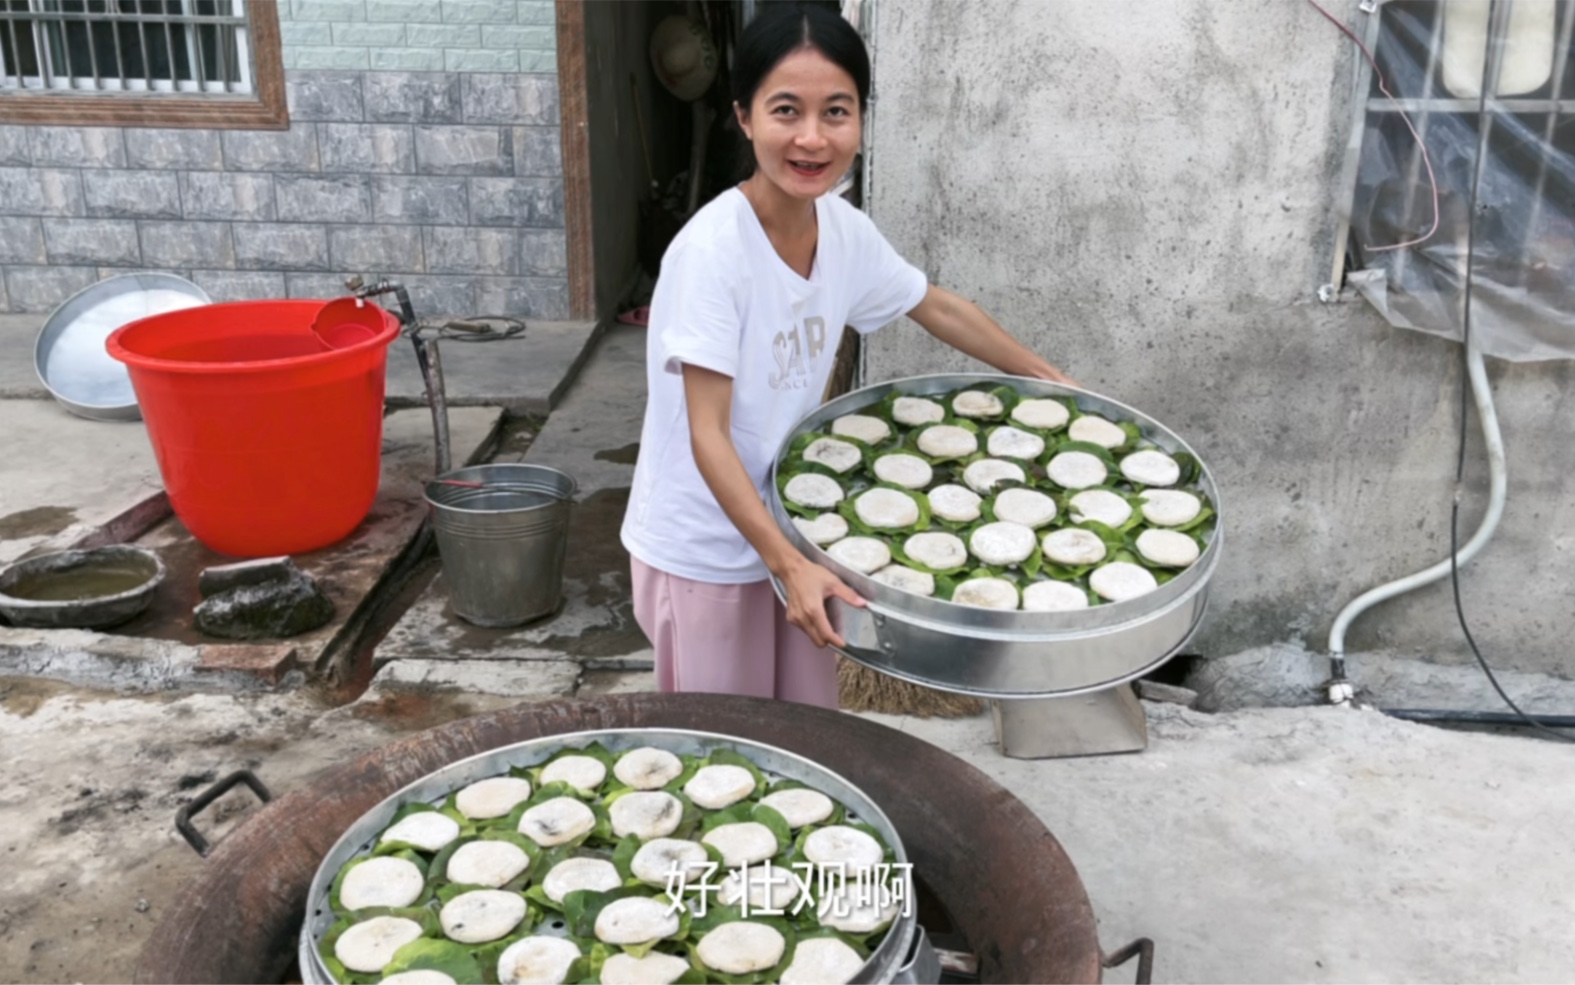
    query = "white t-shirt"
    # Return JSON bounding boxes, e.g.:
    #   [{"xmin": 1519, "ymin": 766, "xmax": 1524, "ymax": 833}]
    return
[{"xmin": 621, "ymin": 188, "xmax": 929, "ymax": 584}]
